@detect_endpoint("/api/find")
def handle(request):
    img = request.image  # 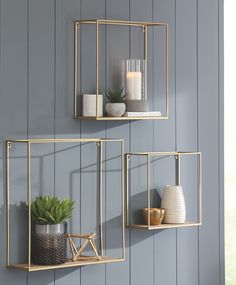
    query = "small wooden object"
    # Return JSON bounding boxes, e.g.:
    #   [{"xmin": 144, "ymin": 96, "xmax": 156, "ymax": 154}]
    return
[{"xmin": 67, "ymin": 233, "xmax": 101, "ymax": 262}]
